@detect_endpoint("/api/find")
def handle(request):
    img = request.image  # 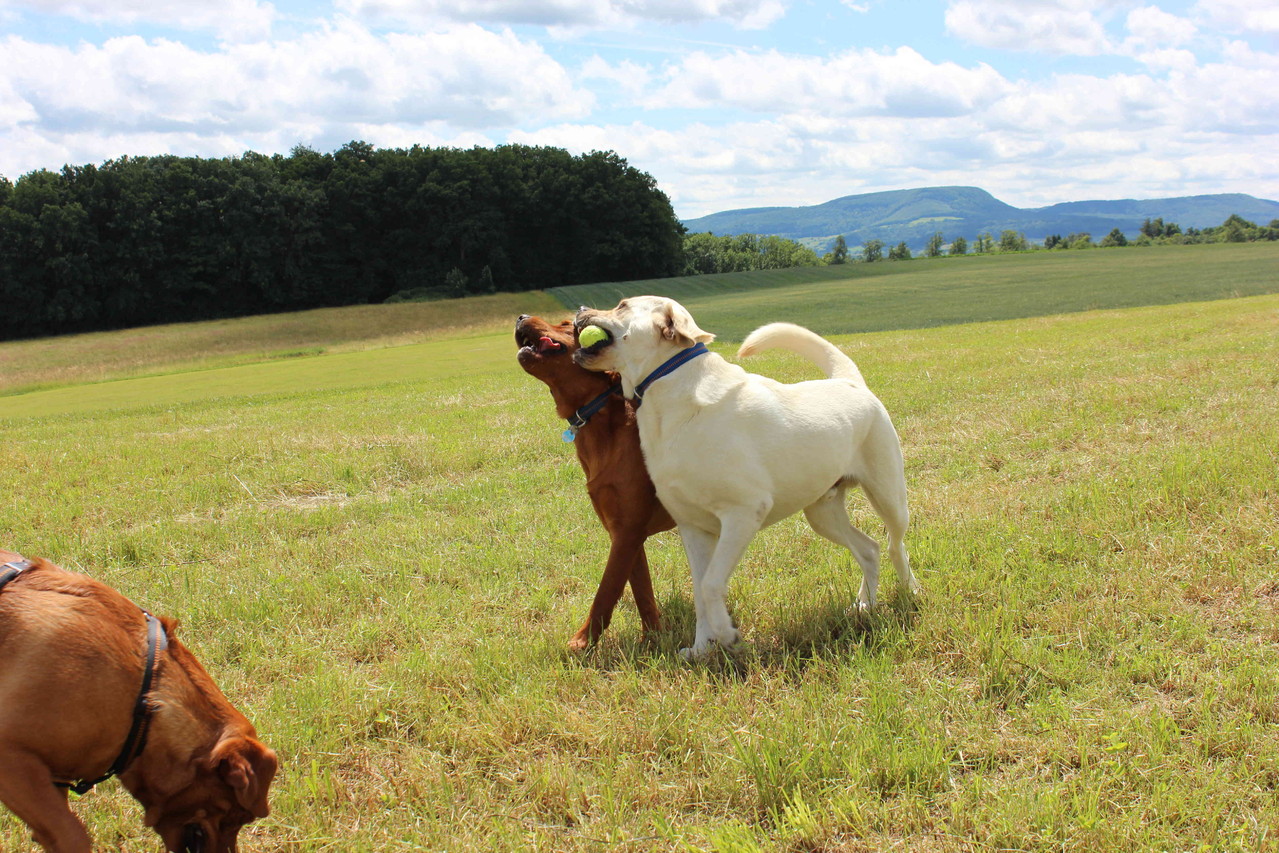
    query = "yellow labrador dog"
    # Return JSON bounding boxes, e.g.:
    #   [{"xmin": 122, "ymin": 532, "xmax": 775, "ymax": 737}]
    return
[{"xmin": 574, "ymin": 296, "xmax": 917, "ymax": 658}]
